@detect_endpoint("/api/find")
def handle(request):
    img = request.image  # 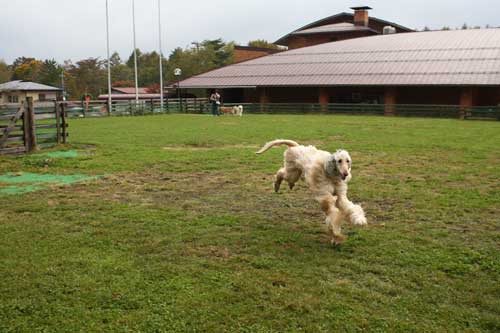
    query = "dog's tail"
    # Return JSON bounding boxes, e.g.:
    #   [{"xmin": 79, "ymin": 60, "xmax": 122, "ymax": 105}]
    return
[{"xmin": 255, "ymin": 139, "xmax": 299, "ymax": 154}]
